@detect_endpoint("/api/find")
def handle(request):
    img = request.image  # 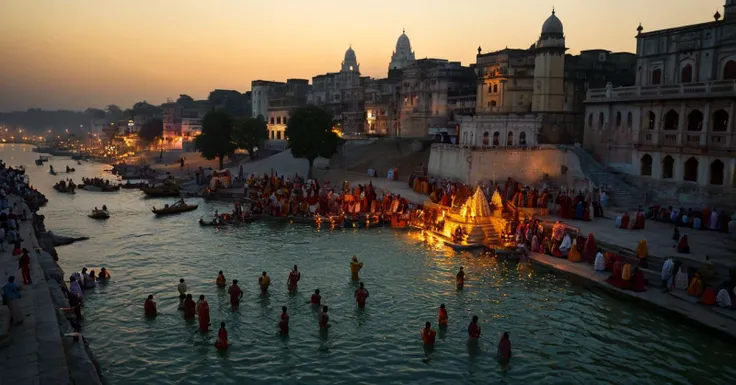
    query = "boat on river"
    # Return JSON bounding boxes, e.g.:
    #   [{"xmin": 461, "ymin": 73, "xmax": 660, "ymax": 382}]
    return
[
  {"xmin": 121, "ymin": 181, "xmax": 145, "ymax": 189},
  {"xmin": 152, "ymin": 202, "xmax": 198, "ymax": 216},
  {"xmin": 53, "ymin": 183, "xmax": 76, "ymax": 194},
  {"xmin": 82, "ymin": 184, "xmax": 120, "ymax": 192},
  {"xmin": 49, "ymin": 170, "xmax": 57, "ymax": 175},
  {"xmin": 35, "ymin": 159, "xmax": 44, "ymax": 166},
  {"xmin": 88, "ymin": 209, "xmax": 110, "ymax": 219},
  {"xmin": 141, "ymin": 185, "xmax": 180, "ymax": 197}
]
